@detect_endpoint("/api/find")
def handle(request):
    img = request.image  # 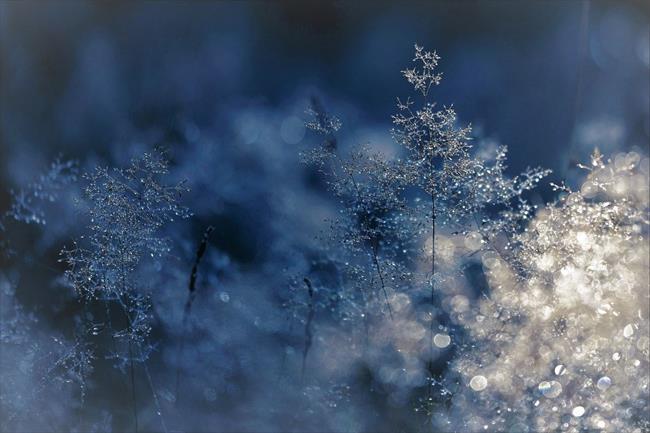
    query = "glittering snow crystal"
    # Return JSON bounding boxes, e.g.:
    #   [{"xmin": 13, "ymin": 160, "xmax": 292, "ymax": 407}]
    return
[{"xmin": 442, "ymin": 151, "xmax": 650, "ymax": 433}]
